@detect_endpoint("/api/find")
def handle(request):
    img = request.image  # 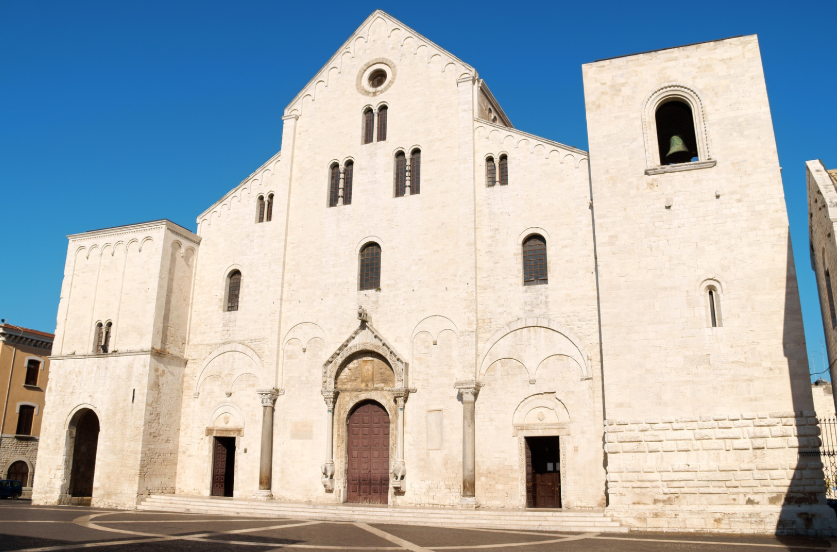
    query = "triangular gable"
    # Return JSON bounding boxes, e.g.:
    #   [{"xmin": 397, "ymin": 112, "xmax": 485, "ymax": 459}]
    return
[{"xmin": 284, "ymin": 10, "xmax": 477, "ymax": 117}]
